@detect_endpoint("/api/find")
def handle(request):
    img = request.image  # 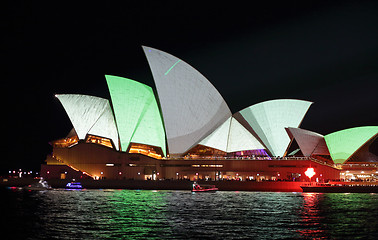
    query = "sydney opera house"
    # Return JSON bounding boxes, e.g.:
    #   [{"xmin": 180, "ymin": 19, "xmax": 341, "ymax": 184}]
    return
[{"xmin": 42, "ymin": 46, "xmax": 378, "ymax": 183}]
